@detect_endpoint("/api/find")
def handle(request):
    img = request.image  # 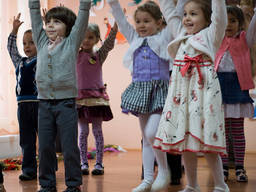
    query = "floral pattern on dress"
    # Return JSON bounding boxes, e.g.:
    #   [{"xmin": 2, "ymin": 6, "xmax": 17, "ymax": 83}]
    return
[{"xmin": 154, "ymin": 39, "xmax": 226, "ymax": 155}]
